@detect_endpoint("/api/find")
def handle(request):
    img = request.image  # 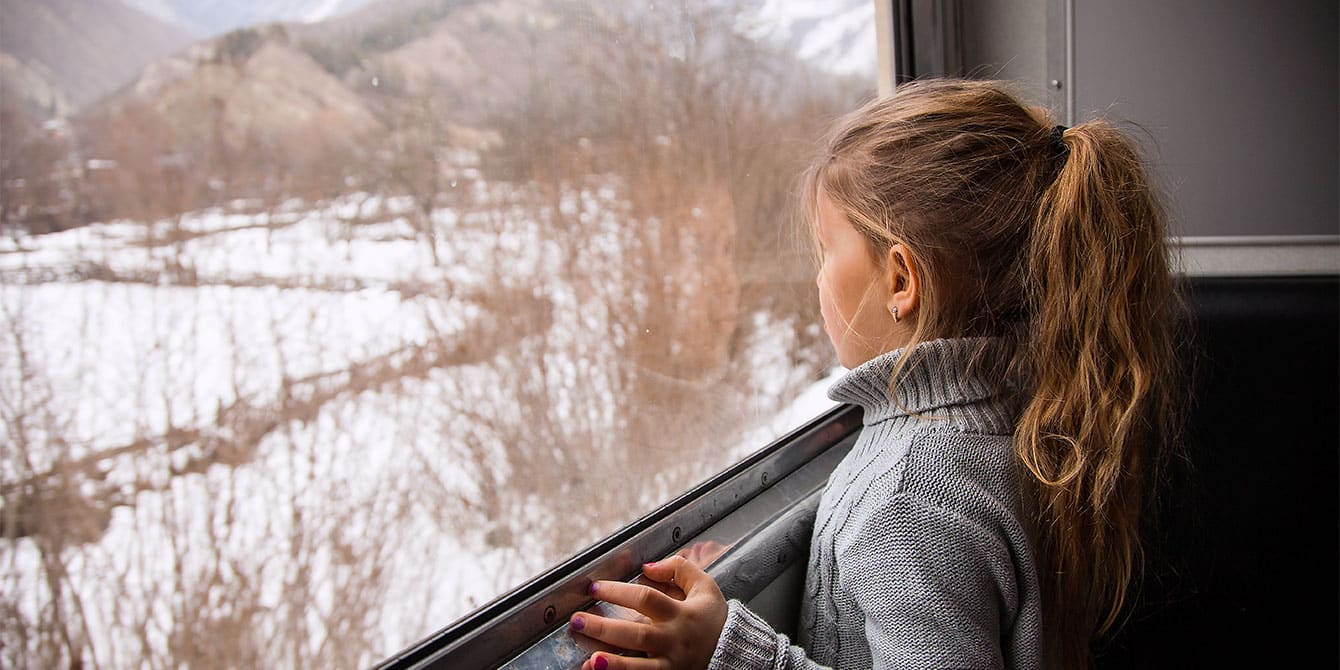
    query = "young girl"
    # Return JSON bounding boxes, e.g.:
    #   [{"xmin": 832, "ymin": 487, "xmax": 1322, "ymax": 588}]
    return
[{"xmin": 569, "ymin": 79, "xmax": 1177, "ymax": 670}]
